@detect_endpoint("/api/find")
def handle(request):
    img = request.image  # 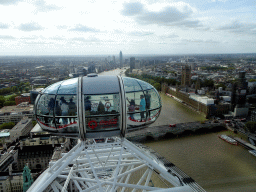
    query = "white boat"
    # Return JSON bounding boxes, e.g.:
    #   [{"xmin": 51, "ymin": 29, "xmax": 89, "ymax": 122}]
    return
[{"xmin": 218, "ymin": 135, "xmax": 238, "ymax": 145}]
